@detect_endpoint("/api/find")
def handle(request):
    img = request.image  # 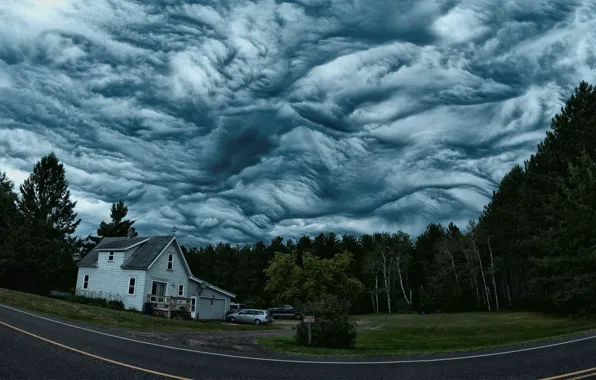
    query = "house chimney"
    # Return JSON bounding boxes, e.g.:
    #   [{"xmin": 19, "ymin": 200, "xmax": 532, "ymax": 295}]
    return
[{"xmin": 127, "ymin": 227, "xmax": 136, "ymax": 238}]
